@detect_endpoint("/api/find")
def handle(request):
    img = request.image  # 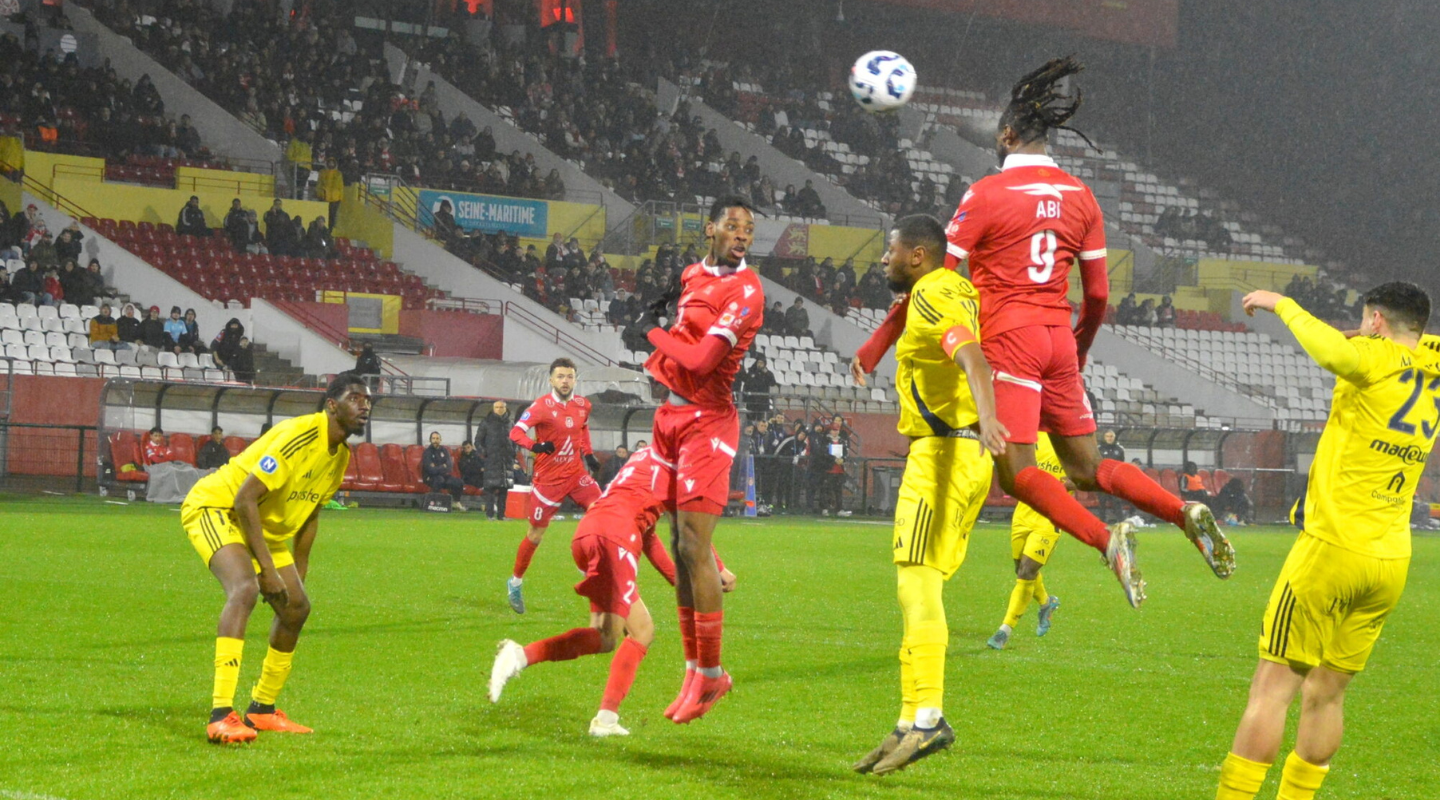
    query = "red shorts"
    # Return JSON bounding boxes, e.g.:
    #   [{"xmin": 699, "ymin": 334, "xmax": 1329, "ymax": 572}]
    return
[
  {"xmin": 526, "ymin": 472, "xmax": 601, "ymax": 528},
  {"xmin": 651, "ymin": 402, "xmax": 739, "ymax": 515},
  {"xmin": 571, "ymin": 533, "xmax": 639, "ymax": 616},
  {"xmin": 982, "ymin": 325, "xmax": 1096, "ymax": 444}
]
